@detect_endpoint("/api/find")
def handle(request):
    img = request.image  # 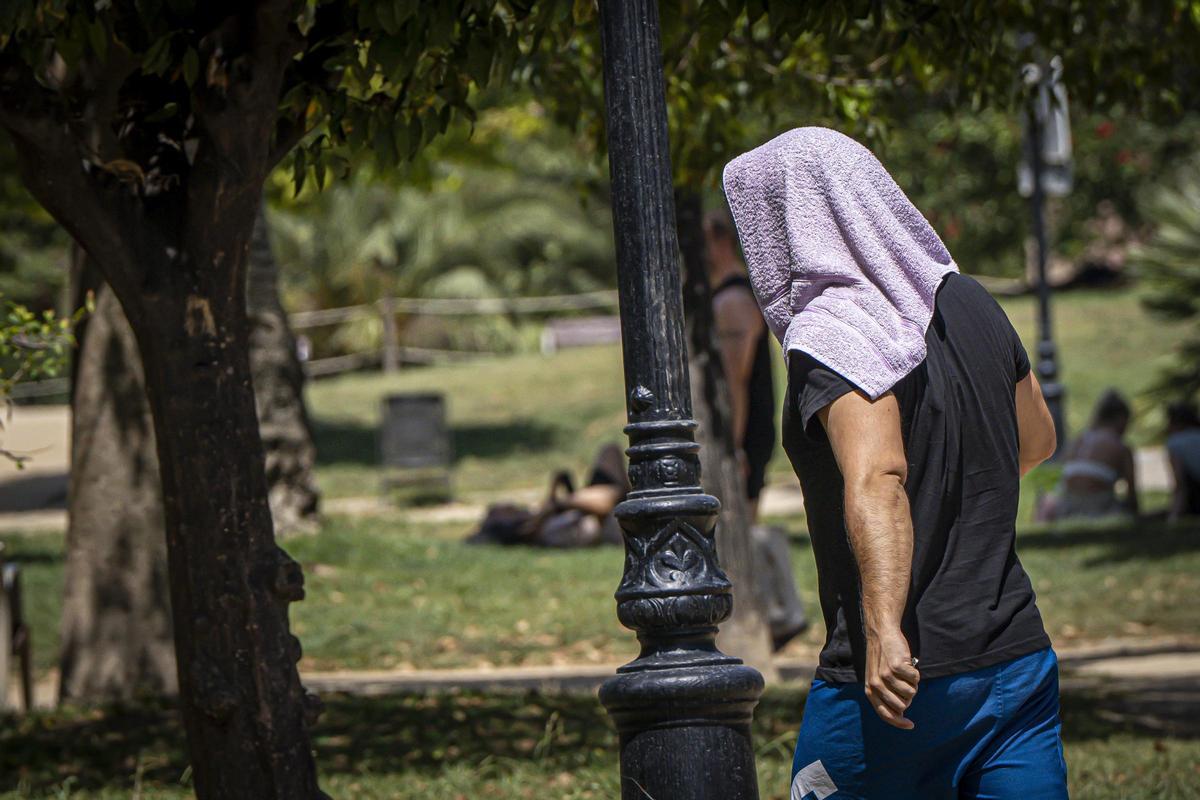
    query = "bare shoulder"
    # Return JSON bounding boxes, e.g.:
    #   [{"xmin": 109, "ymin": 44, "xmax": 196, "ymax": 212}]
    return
[{"xmin": 712, "ymin": 285, "xmax": 763, "ymax": 329}]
